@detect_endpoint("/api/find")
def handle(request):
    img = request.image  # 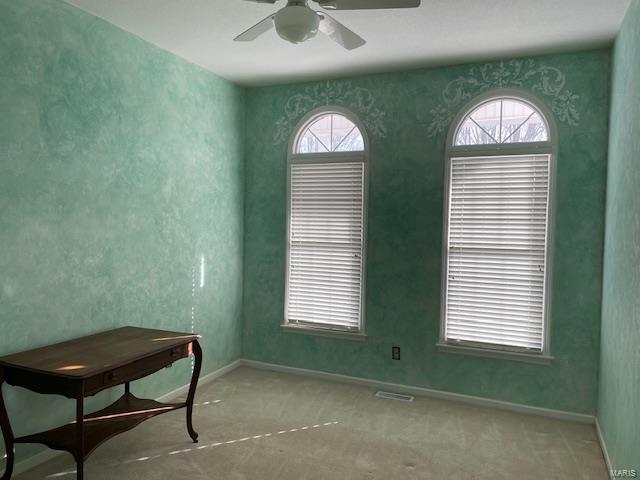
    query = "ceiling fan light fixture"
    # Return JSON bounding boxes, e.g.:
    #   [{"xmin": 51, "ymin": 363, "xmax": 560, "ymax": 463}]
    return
[{"xmin": 274, "ymin": 5, "xmax": 320, "ymax": 44}]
